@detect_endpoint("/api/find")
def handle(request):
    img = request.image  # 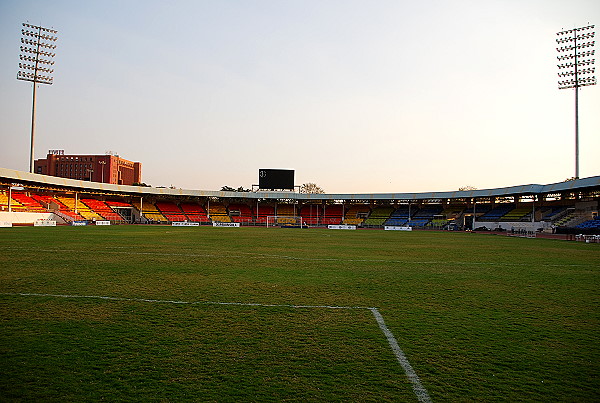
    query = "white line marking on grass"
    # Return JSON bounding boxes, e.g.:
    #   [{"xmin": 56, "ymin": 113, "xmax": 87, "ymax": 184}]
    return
[
  {"xmin": 370, "ymin": 307, "xmax": 432, "ymax": 403},
  {"xmin": 1, "ymin": 292, "xmax": 373, "ymax": 310},
  {"xmin": 2, "ymin": 292, "xmax": 432, "ymax": 402}
]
